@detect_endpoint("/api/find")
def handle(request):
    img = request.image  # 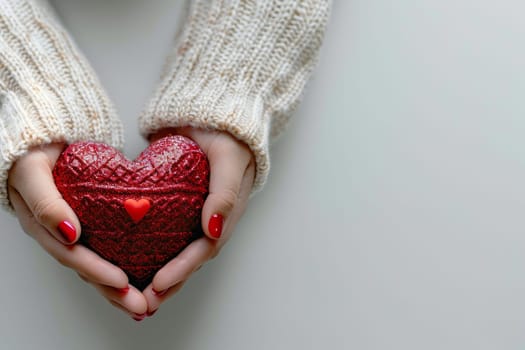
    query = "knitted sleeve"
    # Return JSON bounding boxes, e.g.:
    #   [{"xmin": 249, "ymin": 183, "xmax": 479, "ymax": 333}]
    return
[
  {"xmin": 139, "ymin": 0, "xmax": 331, "ymax": 191},
  {"xmin": 0, "ymin": 0, "xmax": 124, "ymax": 211}
]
